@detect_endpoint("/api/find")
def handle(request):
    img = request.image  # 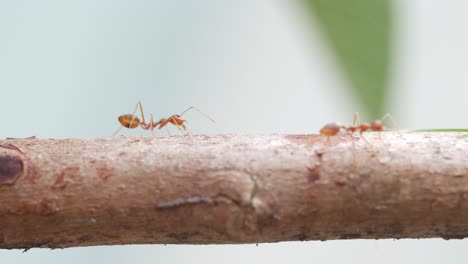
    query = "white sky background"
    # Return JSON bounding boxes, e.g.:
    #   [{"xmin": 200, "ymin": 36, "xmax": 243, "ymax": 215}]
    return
[
  {"xmin": 392, "ymin": 0, "xmax": 468, "ymax": 129},
  {"xmin": 0, "ymin": 0, "xmax": 467, "ymax": 263}
]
